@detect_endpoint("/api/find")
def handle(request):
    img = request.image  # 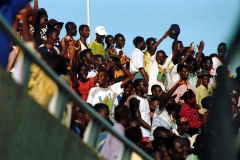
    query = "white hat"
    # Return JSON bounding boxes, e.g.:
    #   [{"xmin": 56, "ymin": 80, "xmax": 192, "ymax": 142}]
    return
[{"xmin": 95, "ymin": 26, "xmax": 108, "ymax": 35}]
